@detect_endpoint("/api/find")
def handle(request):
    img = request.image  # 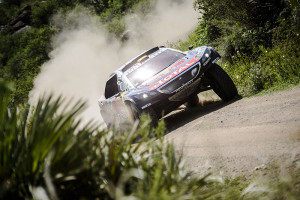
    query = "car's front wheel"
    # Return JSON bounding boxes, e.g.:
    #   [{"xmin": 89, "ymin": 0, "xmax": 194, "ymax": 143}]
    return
[
  {"xmin": 127, "ymin": 102, "xmax": 158, "ymax": 126},
  {"xmin": 144, "ymin": 107, "xmax": 159, "ymax": 126},
  {"xmin": 206, "ymin": 64, "xmax": 238, "ymax": 101},
  {"xmin": 127, "ymin": 102, "xmax": 140, "ymax": 123}
]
